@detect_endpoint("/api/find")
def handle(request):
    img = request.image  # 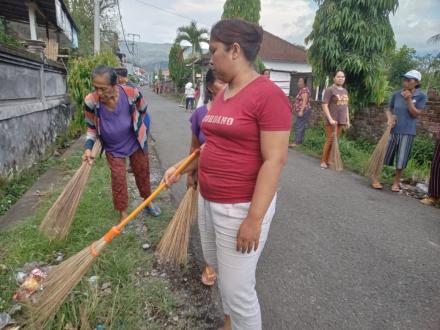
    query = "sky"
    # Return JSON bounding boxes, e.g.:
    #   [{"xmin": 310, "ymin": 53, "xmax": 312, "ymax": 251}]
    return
[{"xmin": 119, "ymin": 0, "xmax": 440, "ymax": 54}]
